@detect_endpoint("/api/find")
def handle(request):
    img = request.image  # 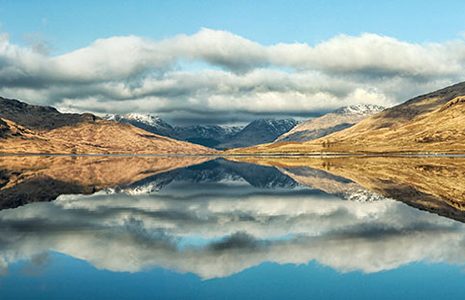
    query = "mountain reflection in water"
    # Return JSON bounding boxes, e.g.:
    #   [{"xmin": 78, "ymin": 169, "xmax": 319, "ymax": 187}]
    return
[{"xmin": 1, "ymin": 156, "xmax": 465, "ymax": 281}]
